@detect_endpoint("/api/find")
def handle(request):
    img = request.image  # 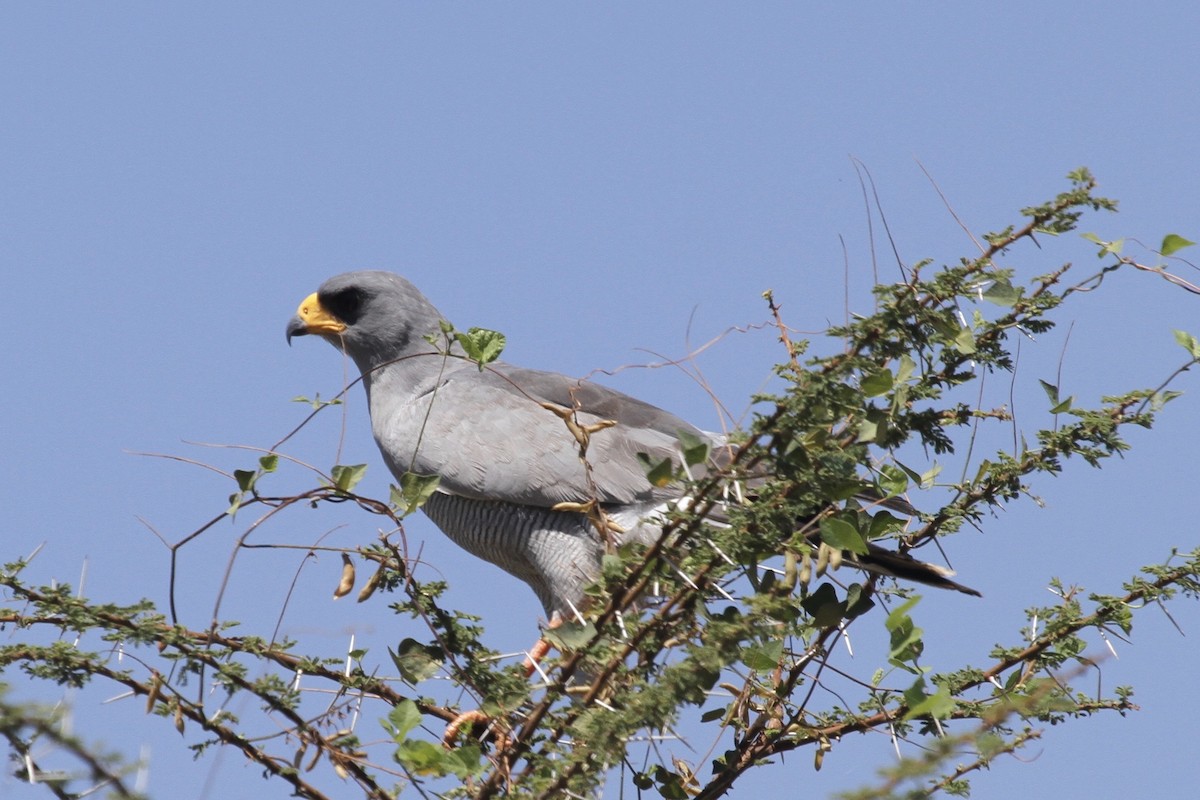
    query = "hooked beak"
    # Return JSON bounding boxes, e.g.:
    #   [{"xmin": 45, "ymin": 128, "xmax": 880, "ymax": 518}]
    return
[{"xmin": 286, "ymin": 292, "xmax": 346, "ymax": 345}]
